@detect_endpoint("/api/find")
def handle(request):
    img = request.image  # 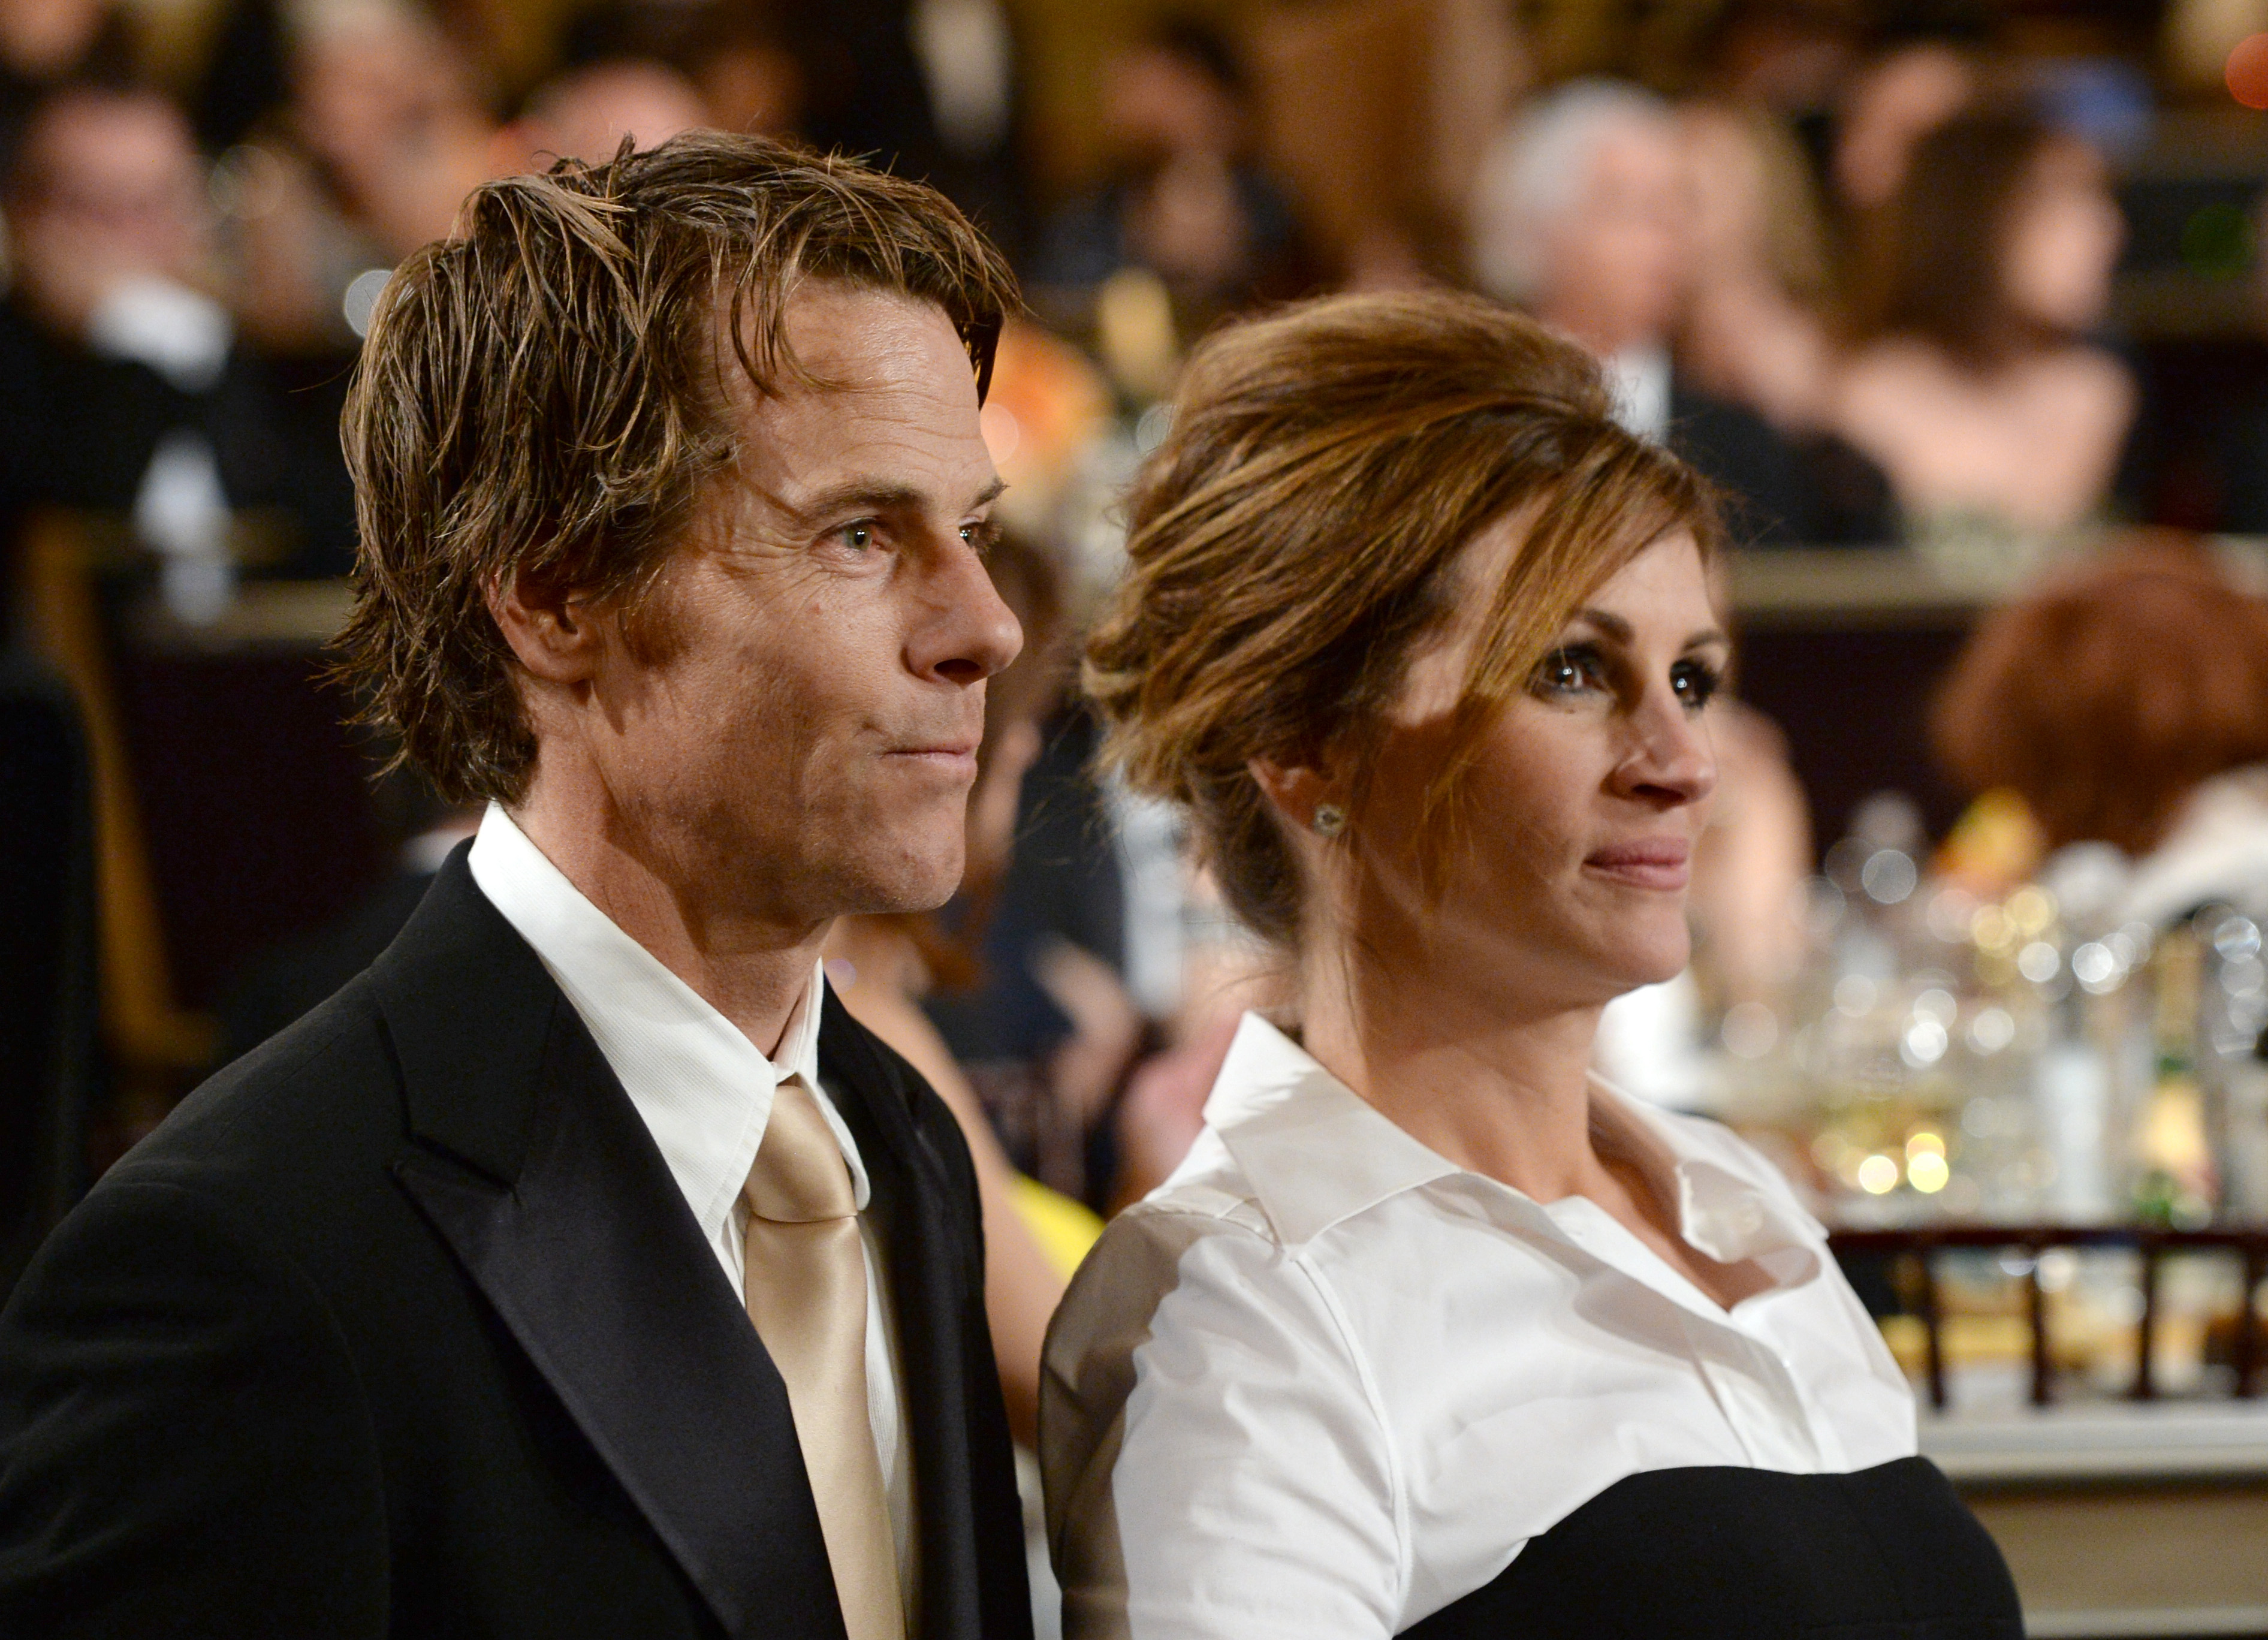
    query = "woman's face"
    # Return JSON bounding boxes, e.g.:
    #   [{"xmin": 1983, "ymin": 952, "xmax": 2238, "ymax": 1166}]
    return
[
  {"xmin": 1347, "ymin": 526, "xmax": 1726, "ymax": 1012},
  {"xmin": 2001, "ymin": 139, "xmax": 2122, "ymax": 335}
]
